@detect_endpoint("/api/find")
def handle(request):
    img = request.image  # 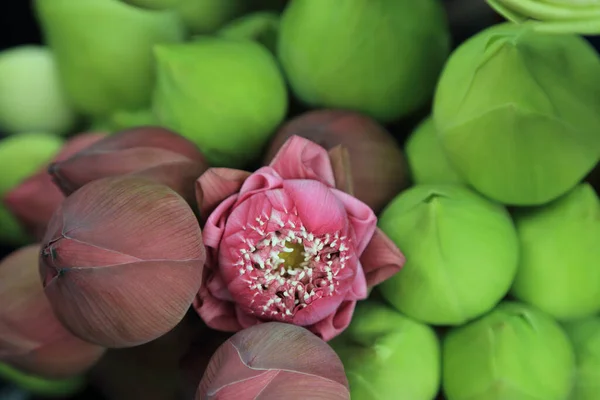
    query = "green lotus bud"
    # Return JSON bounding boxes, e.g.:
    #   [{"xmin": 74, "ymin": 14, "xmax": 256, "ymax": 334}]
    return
[
  {"xmin": 378, "ymin": 184, "xmax": 519, "ymax": 325},
  {"xmin": 35, "ymin": 0, "xmax": 185, "ymax": 118},
  {"xmin": 405, "ymin": 116, "xmax": 464, "ymax": 185},
  {"xmin": 107, "ymin": 108, "xmax": 159, "ymax": 131},
  {"xmin": 177, "ymin": 0, "xmax": 247, "ymax": 35},
  {"xmin": 0, "ymin": 46, "xmax": 76, "ymax": 136},
  {"xmin": 122, "ymin": 0, "xmax": 181, "ymax": 10},
  {"xmin": 0, "ymin": 133, "xmax": 63, "ymax": 245},
  {"xmin": 511, "ymin": 183, "xmax": 600, "ymax": 320},
  {"xmin": 486, "ymin": 0, "xmax": 600, "ymax": 35},
  {"xmin": 442, "ymin": 301, "xmax": 575, "ymax": 400},
  {"xmin": 563, "ymin": 317, "xmax": 600, "ymax": 400},
  {"xmin": 0, "ymin": 363, "xmax": 84, "ymax": 398},
  {"xmin": 218, "ymin": 12, "xmax": 279, "ymax": 54},
  {"xmin": 330, "ymin": 300, "xmax": 440, "ymax": 400},
  {"xmin": 153, "ymin": 38, "xmax": 288, "ymax": 167},
  {"xmin": 434, "ymin": 23, "xmax": 600, "ymax": 205},
  {"xmin": 277, "ymin": 0, "xmax": 450, "ymax": 123}
]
